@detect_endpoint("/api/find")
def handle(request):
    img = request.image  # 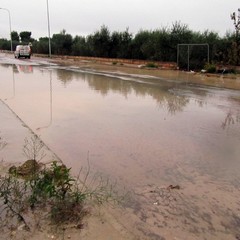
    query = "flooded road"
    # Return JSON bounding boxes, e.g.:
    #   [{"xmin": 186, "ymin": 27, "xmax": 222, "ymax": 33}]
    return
[{"xmin": 0, "ymin": 54, "xmax": 240, "ymax": 239}]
